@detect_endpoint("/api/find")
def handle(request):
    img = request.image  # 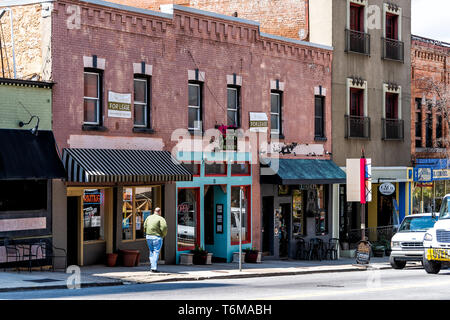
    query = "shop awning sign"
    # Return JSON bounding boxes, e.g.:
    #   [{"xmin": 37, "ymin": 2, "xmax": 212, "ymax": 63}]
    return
[{"xmin": 108, "ymin": 91, "xmax": 132, "ymax": 118}]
